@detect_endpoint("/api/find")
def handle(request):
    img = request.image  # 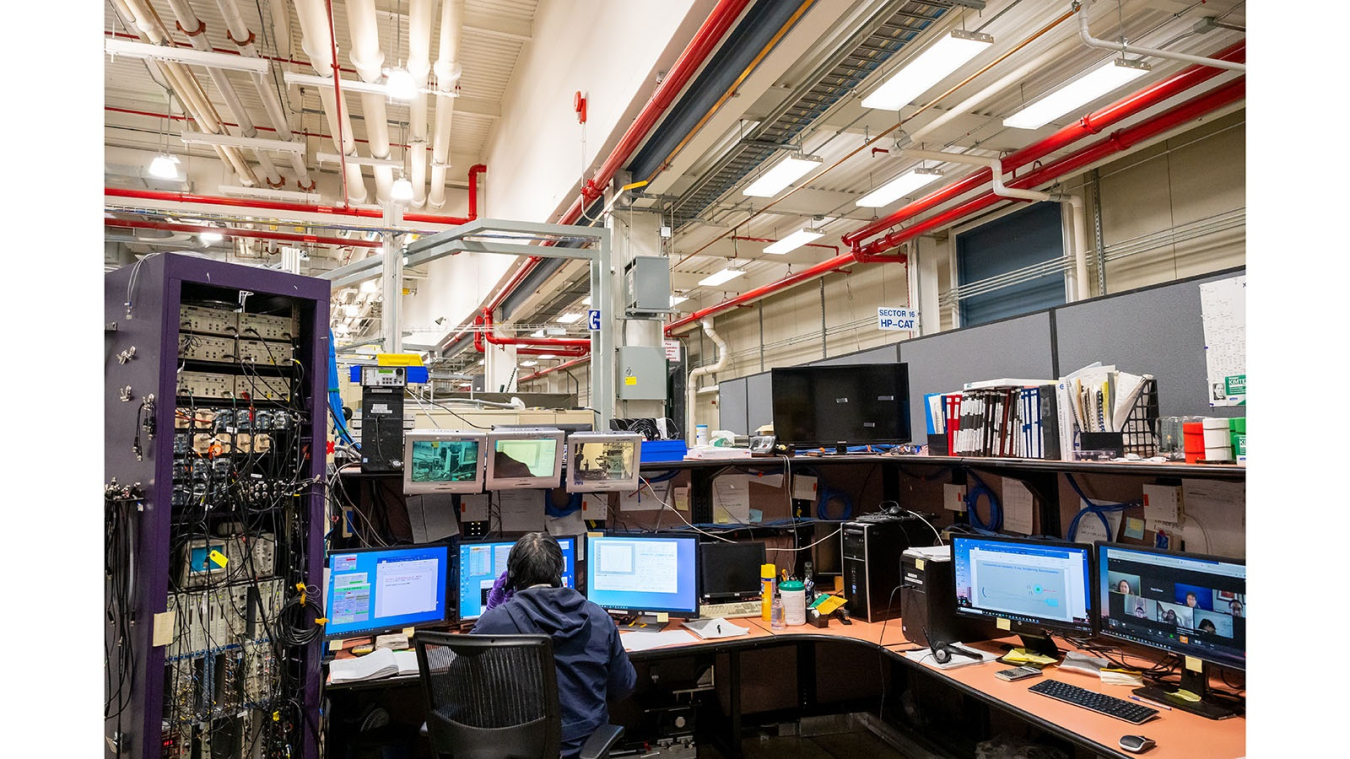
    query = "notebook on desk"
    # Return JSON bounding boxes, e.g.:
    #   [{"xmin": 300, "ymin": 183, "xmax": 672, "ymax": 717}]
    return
[{"xmin": 328, "ymin": 648, "xmax": 419, "ymax": 684}]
